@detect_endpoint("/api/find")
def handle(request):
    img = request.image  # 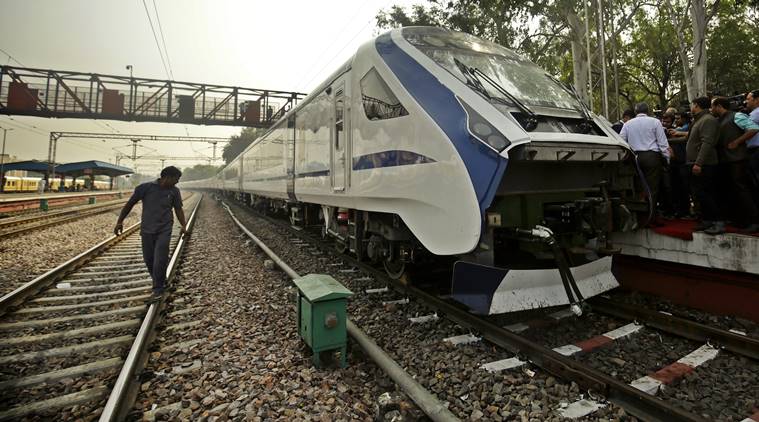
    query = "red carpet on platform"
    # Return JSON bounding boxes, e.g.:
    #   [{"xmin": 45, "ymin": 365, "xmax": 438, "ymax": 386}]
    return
[{"xmin": 651, "ymin": 219, "xmax": 759, "ymax": 241}]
